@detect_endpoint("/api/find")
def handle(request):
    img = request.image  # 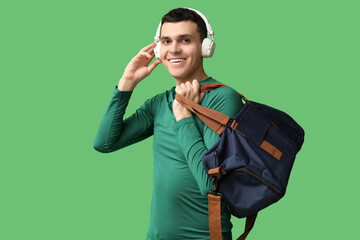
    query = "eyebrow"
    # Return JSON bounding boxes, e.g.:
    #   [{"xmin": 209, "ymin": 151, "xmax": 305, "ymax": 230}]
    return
[{"xmin": 160, "ymin": 34, "xmax": 193, "ymax": 40}]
